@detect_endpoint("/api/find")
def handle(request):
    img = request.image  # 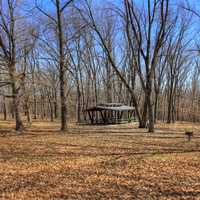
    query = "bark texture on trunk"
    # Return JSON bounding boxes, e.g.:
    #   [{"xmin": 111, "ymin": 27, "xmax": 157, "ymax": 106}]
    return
[
  {"xmin": 11, "ymin": 82, "xmax": 23, "ymax": 131},
  {"xmin": 3, "ymin": 96, "xmax": 7, "ymax": 120},
  {"xmin": 56, "ymin": 0, "xmax": 67, "ymax": 131}
]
